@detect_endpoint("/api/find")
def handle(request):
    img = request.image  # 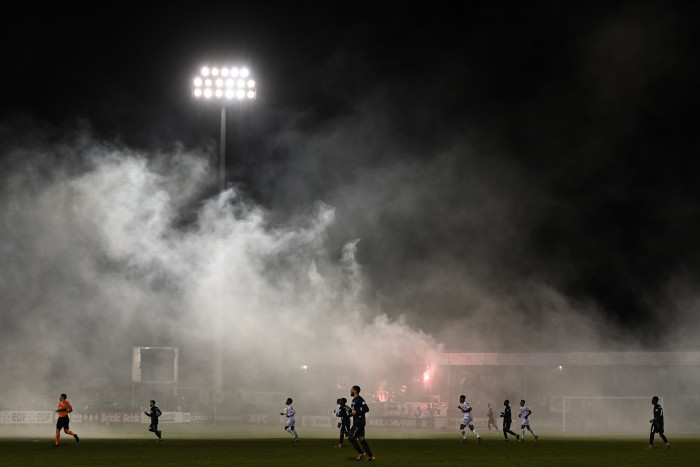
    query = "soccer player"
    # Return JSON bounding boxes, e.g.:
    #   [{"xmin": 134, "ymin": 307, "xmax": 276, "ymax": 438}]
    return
[
  {"xmin": 487, "ymin": 403, "xmax": 498, "ymax": 432},
  {"xmin": 334, "ymin": 397, "xmax": 351, "ymax": 448},
  {"xmin": 645, "ymin": 395, "xmax": 670, "ymax": 450},
  {"xmin": 54, "ymin": 393, "xmax": 79, "ymax": 446},
  {"xmin": 144, "ymin": 399, "xmax": 163, "ymax": 440},
  {"xmin": 500, "ymin": 399, "xmax": 519, "ymax": 442},
  {"xmin": 457, "ymin": 394, "xmax": 482, "ymax": 444},
  {"xmin": 280, "ymin": 397, "xmax": 299, "ymax": 441},
  {"xmin": 349, "ymin": 385, "xmax": 375, "ymax": 461},
  {"xmin": 519, "ymin": 400, "xmax": 538, "ymax": 441}
]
